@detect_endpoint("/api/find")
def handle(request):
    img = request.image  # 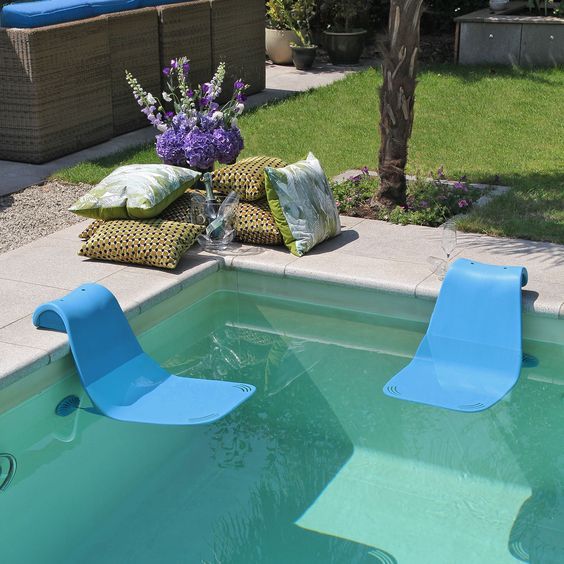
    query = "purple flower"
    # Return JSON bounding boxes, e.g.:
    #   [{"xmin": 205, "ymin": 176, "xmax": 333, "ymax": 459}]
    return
[
  {"xmin": 187, "ymin": 89, "xmax": 194, "ymax": 98},
  {"xmin": 361, "ymin": 166, "xmax": 369, "ymax": 175},
  {"xmin": 460, "ymin": 175, "xmax": 468, "ymax": 182},
  {"xmin": 170, "ymin": 59, "xmax": 178, "ymax": 69},
  {"xmin": 183, "ymin": 128, "xmax": 217, "ymax": 170},
  {"xmin": 201, "ymin": 83, "xmax": 210, "ymax": 95},
  {"xmin": 236, "ymin": 93, "xmax": 247, "ymax": 103},
  {"xmin": 199, "ymin": 114, "xmax": 216, "ymax": 131},
  {"xmin": 212, "ymin": 126, "xmax": 244, "ymax": 164},
  {"xmin": 234, "ymin": 79, "xmax": 245, "ymax": 90},
  {"xmin": 165, "ymin": 111, "xmax": 174, "ymax": 120},
  {"xmin": 182, "ymin": 62, "xmax": 190, "ymax": 75},
  {"xmin": 458, "ymin": 199, "xmax": 469, "ymax": 208},
  {"xmin": 156, "ymin": 128, "xmax": 186, "ymax": 166},
  {"xmin": 162, "ymin": 67, "xmax": 170, "ymax": 76},
  {"xmin": 437, "ymin": 166, "xmax": 445, "ymax": 179},
  {"xmin": 454, "ymin": 181, "xmax": 464, "ymax": 190}
]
